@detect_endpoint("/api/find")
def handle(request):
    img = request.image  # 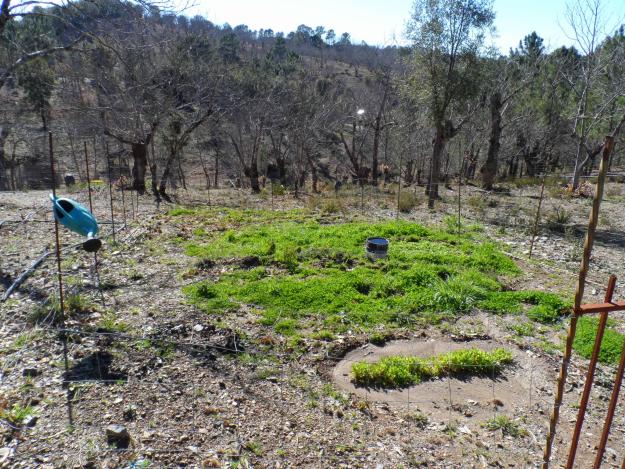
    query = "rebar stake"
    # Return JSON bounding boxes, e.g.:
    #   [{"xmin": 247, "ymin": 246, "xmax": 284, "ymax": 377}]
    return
[
  {"xmin": 48, "ymin": 131, "xmax": 73, "ymax": 426},
  {"xmin": 84, "ymin": 141, "xmax": 105, "ymax": 306},
  {"xmin": 542, "ymin": 135, "xmax": 614, "ymax": 468},
  {"xmin": 105, "ymin": 143, "xmax": 116, "ymax": 243}
]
